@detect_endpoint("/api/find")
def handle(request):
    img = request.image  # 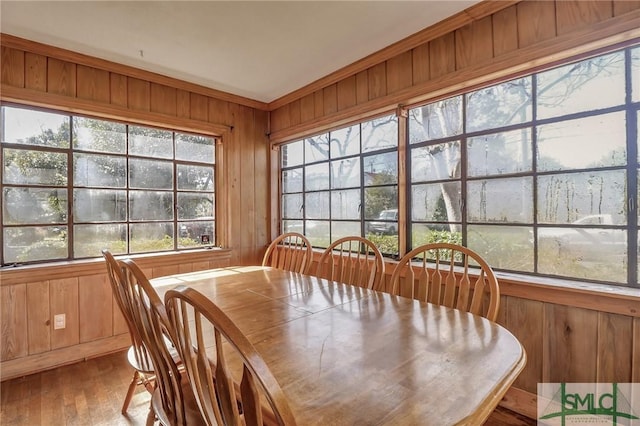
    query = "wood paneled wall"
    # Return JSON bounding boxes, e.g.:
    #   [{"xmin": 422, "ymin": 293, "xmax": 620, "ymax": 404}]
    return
[{"xmin": 268, "ymin": 0, "xmax": 640, "ymax": 142}]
